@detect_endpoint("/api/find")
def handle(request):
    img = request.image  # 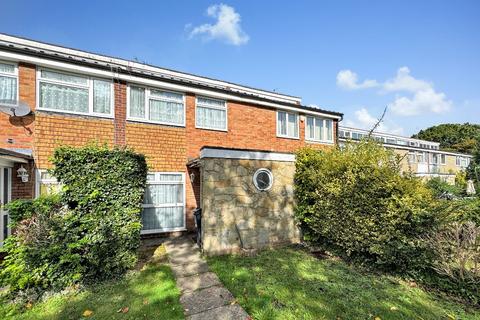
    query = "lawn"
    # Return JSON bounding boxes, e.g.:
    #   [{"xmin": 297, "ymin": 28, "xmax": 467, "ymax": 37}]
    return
[
  {"xmin": 0, "ymin": 245, "xmax": 184, "ymax": 320},
  {"xmin": 208, "ymin": 247, "xmax": 480, "ymax": 320}
]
